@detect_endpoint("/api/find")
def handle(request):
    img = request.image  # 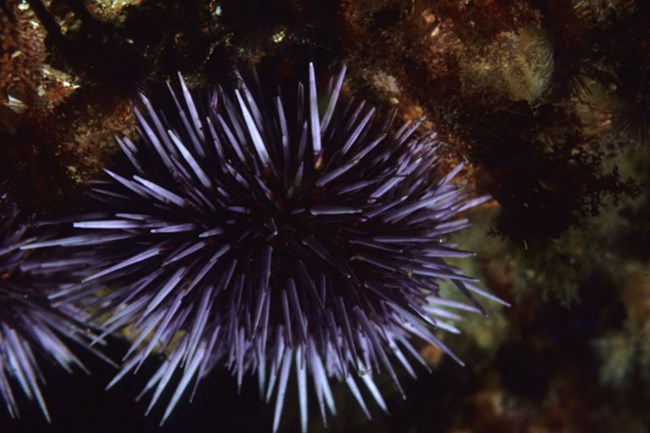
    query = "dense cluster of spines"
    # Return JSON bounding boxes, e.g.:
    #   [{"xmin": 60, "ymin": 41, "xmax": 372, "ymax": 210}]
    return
[
  {"xmin": 30, "ymin": 64, "xmax": 500, "ymax": 431},
  {"xmin": 0, "ymin": 198, "xmax": 101, "ymax": 421}
]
